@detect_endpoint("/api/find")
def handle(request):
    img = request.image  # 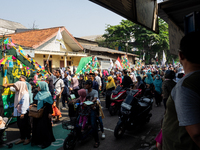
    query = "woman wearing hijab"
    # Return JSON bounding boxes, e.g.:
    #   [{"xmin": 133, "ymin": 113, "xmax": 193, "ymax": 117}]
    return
[
  {"xmin": 13, "ymin": 81, "xmax": 31, "ymax": 145},
  {"xmin": 136, "ymin": 76, "xmax": 145, "ymax": 94},
  {"xmin": 31, "ymin": 82, "xmax": 55, "ymax": 149},
  {"xmin": 153, "ymin": 75, "xmax": 163, "ymax": 107},
  {"xmin": 144, "ymin": 72, "xmax": 154, "ymax": 87},
  {"xmin": 70, "ymin": 76, "xmax": 80, "ymax": 98},
  {"xmin": 105, "ymin": 76, "xmax": 116, "ymax": 108}
]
